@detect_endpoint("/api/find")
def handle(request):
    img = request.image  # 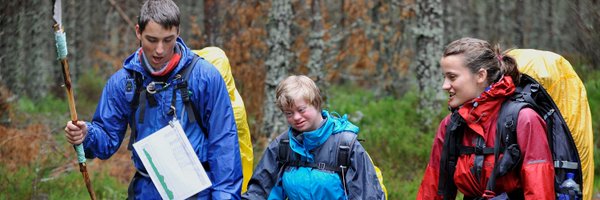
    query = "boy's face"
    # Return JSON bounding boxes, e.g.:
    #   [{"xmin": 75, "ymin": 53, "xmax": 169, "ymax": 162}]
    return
[
  {"xmin": 136, "ymin": 20, "xmax": 179, "ymax": 70},
  {"xmin": 282, "ymin": 97, "xmax": 323, "ymax": 132}
]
